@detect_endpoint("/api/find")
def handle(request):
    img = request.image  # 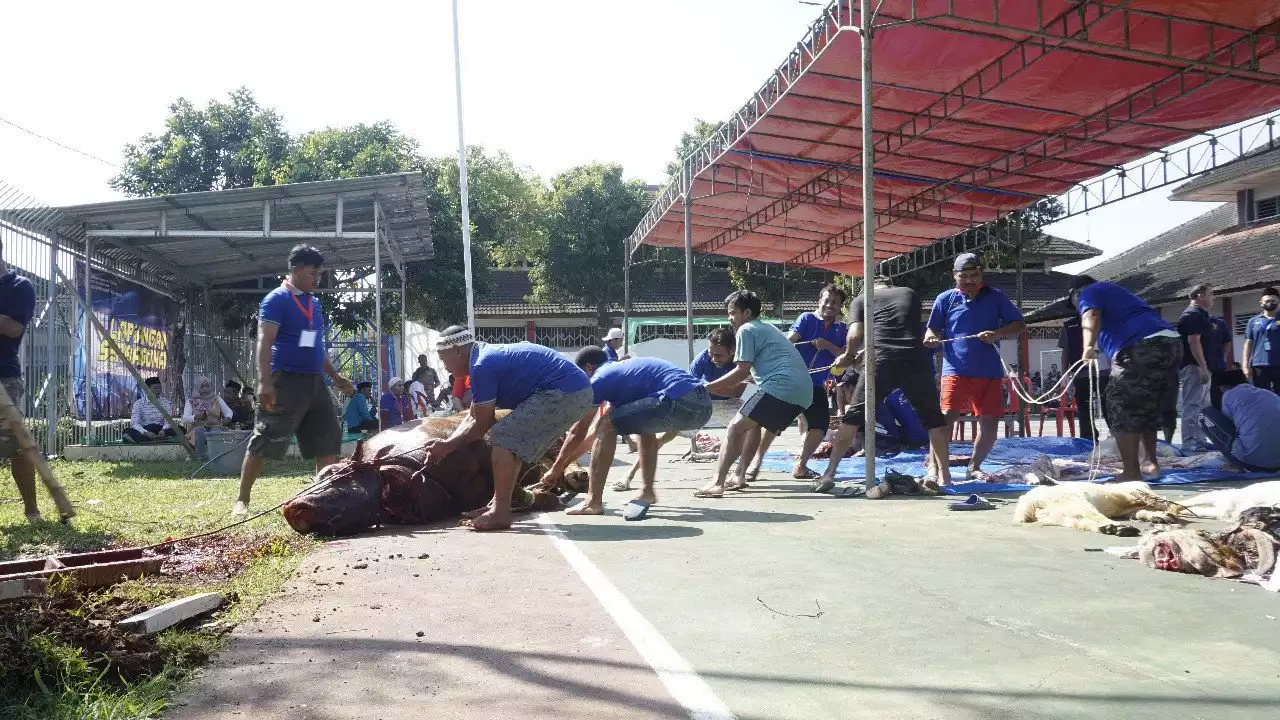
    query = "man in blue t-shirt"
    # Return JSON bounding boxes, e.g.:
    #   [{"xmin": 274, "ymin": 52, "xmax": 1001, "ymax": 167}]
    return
[
  {"xmin": 1176, "ymin": 284, "xmax": 1217, "ymax": 451},
  {"xmin": 787, "ymin": 283, "xmax": 848, "ymax": 480},
  {"xmin": 1070, "ymin": 275, "xmax": 1181, "ymax": 482},
  {"xmin": 344, "ymin": 382, "xmax": 378, "ymax": 433},
  {"xmin": 1199, "ymin": 370, "xmax": 1280, "ymax": 471},
  {"xmin": 924, "ymin": 254, "xmax": 1025, "ymax": 479},
  {"xmin": 602, "ymin": 328, "xmax": 625, "ymax": 363},
  {"xmin": 1244, "ymin": 286, "xmax": 1280, "ymax": 395},
  {"xmin": 0, "ymin": 243, "xmax": 38, "ymax": 522},
  {"xmin": 236, "ymin": 245, "xmax": 355, "ymax": 516},
  {"xmin": 543, "ymin": 351, "xmax": 711, "ymax": 516},
  {"xmin": 426, "ymin": 326, "xmax": 593, "ymax": 531},
  {"xmin": 1209, "ymin": 315, "xmax": 1233, "ymax": 410}
]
